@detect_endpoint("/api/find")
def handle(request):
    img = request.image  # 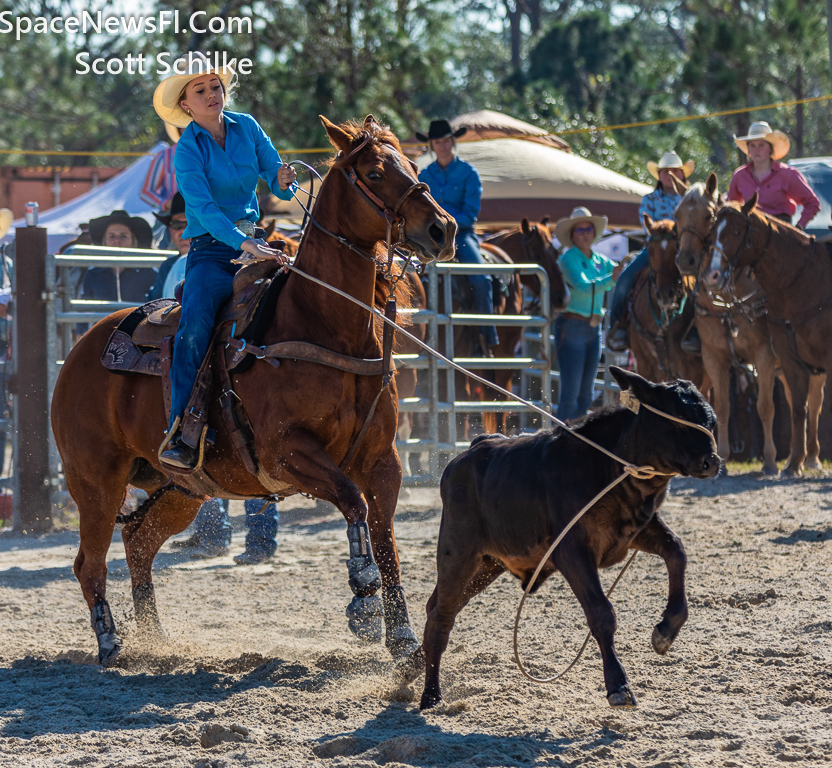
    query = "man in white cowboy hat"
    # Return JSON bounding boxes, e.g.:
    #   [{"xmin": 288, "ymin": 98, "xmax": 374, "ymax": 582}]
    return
[
  {"xmin": 152, "ymin": 51, "xmax": 296, "ymax": 470},
  {"xmin": 417, "ymin": 119, "xmax": 498, "ymax": 355},
  {"xmin": 606, "ymin": 150, "xmax": 694, "ymax": 353},
  {"xmin": 727, "ymin": 121, "xmax": 819, "ymax": 230},
  {"xmin": 554, "ymin": 206, "xmax": 622, "ymax": 421}
]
